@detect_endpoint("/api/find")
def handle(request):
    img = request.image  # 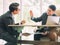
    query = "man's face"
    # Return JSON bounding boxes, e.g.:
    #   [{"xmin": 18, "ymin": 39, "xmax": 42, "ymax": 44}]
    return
[
  {"xmin": 47, "ymin": 8, "xmax": 55, "ymax": 16},
  {"xmin": 13, "ymin": 6, "xmax": 20, "ymax": 14}
]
